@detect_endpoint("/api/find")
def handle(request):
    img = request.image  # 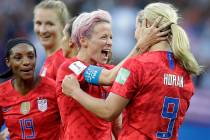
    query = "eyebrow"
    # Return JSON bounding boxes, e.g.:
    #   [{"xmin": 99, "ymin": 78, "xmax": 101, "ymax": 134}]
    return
[{"xmin": 12, "ymin": 50, "xmax": 35, "ymax": 55}]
